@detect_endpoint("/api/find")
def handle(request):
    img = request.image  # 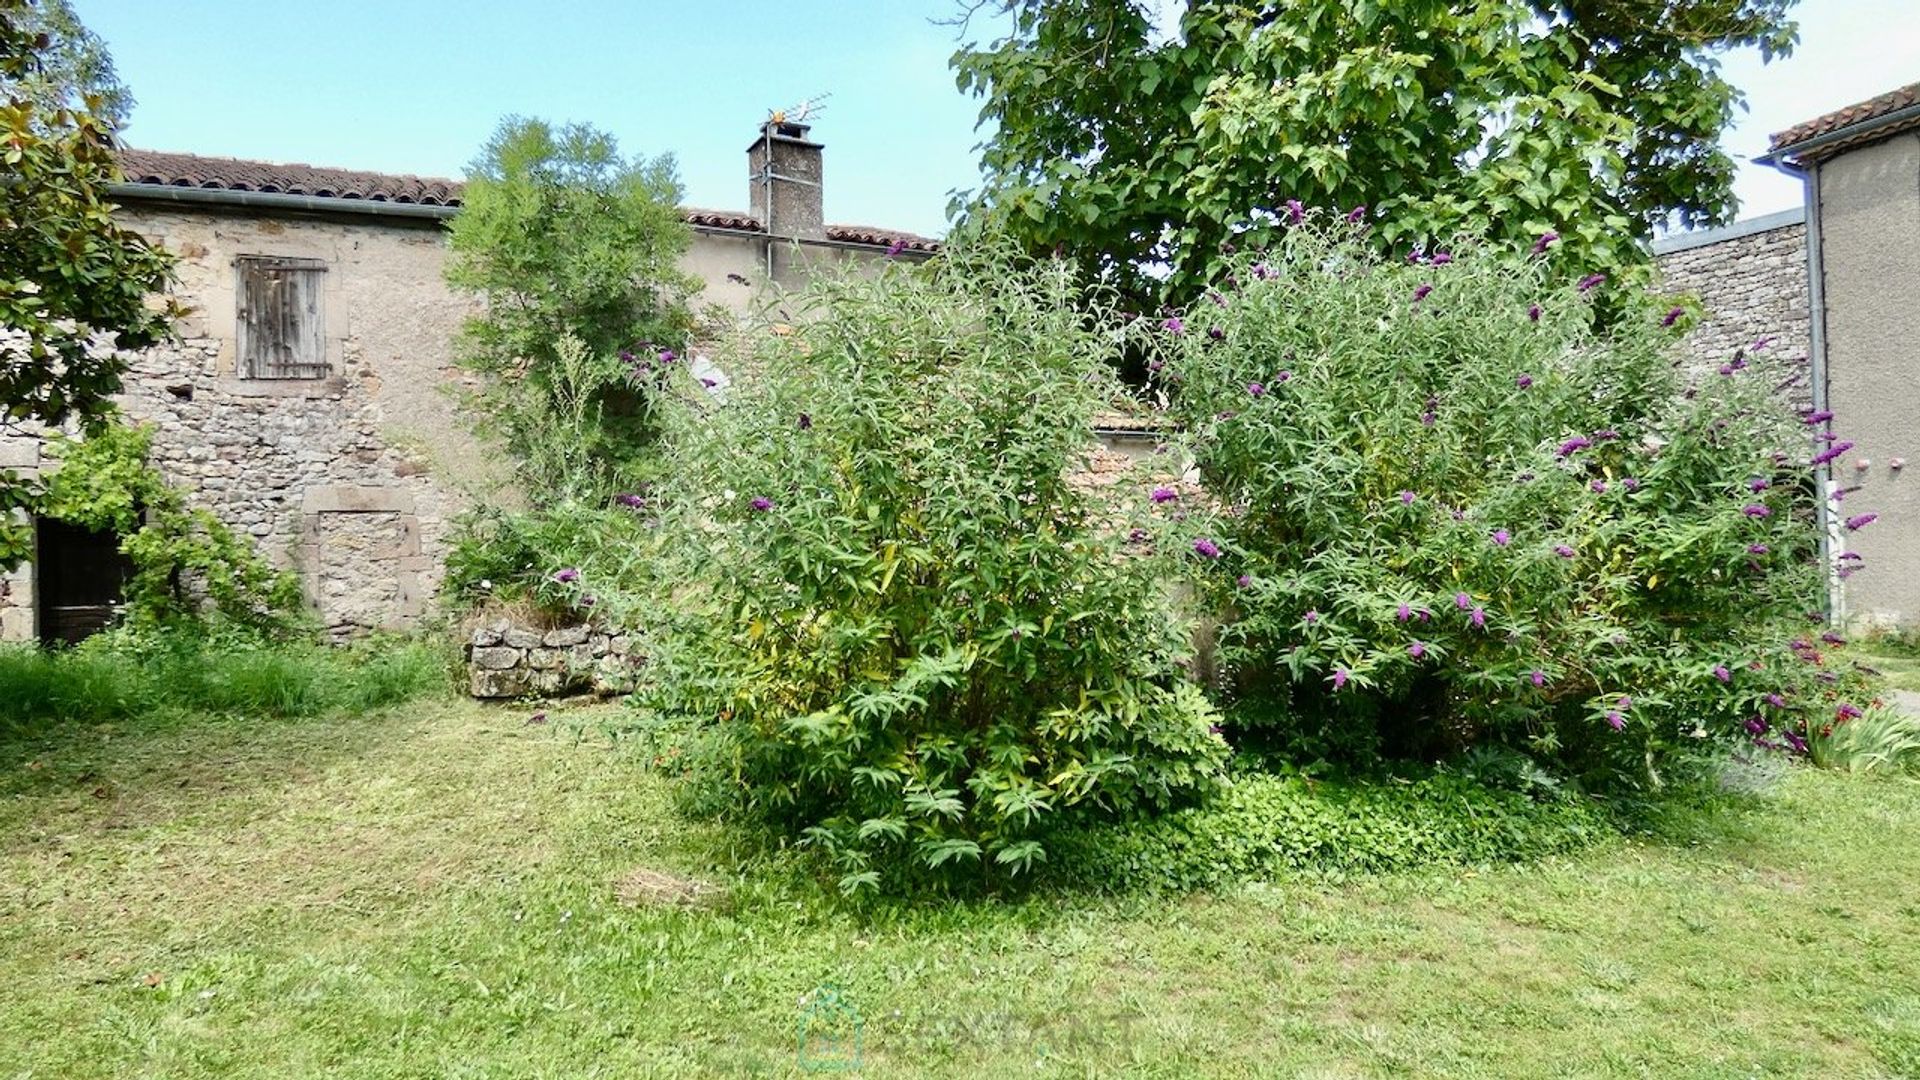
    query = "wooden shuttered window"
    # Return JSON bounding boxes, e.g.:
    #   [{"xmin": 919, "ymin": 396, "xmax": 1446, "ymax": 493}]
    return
[{"xmin": 236, "ymin": 256, "xmax": 328, "ymax": 379}]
